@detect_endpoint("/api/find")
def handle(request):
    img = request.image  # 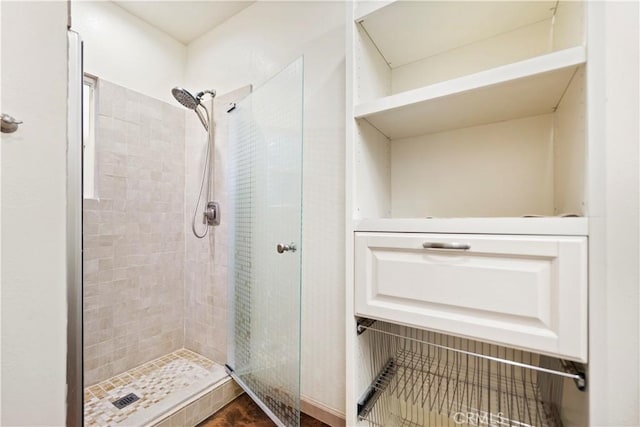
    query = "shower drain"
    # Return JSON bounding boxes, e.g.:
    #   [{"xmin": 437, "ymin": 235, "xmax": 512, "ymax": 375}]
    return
[{"xmin": 111, "ymin": 393, "xmax": 140, "ymax": 409}]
